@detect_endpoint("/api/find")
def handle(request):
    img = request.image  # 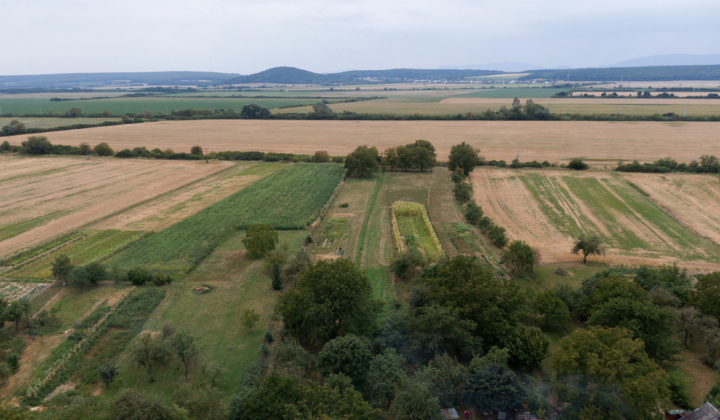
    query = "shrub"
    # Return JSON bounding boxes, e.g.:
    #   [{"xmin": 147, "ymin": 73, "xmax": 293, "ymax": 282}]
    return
[
  {"xmin": 488, "ymin": 225, "xmax": 508, "ymax": 248},
  {"xmin": 114, "ymin": 149, "xmax": 138, "ymax": 158},
  {"xmin": 93, "ymin": 142, "xmax": 114, "ymax": 156},
  {"xmin": 127, "ymin": 267, "xmax": 151, "ymax": 285},
  {"xmin": 465, "ymin": 202, "xmax": 484, "ymax": 225},
  {"xmin": 451, "ymin": 173, "xmax": 462, "ymax": 184},
  {"xmin": 668, "ymin": 370, "xmax": 692, "ymax": 409},
  {"xmin": 190, "ymin": 145, "xmax": 203, "ymax": 156},
  {"xmin": 313, "ymin": 151, "xmax": 331, "ymax": 162},
  {"xmin": 453, "ymin": 182, "xmax": 473, "ymax": 203},
  {"xmin": 264, "ymin": 331, "xmax": 274, "ymax": 344},
  {"xmin": 339, "ymin": 203, "xmax": 349, "ymax": 208},
  {"xmin": 567, "ymin": 159, "xmax": 589, "ymax": 170},
  {"xmin": 6, "ymin": 353, "xmax": 19, "ymax": 372}
]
